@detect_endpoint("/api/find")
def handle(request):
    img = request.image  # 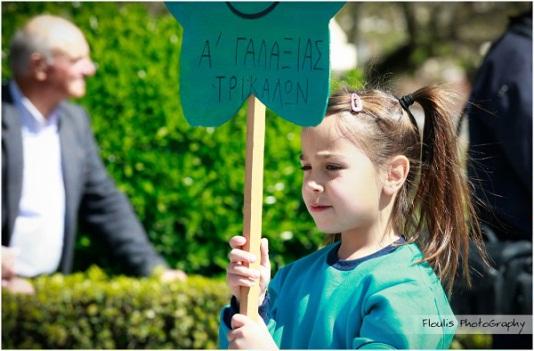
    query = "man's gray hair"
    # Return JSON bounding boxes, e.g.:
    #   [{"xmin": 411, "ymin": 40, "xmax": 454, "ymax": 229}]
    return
[{"xmin": 9, "ymin": 27, "xmax": 55, "ymax": 77}]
